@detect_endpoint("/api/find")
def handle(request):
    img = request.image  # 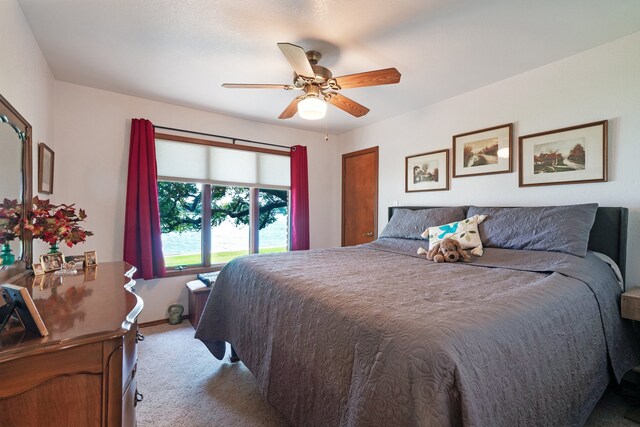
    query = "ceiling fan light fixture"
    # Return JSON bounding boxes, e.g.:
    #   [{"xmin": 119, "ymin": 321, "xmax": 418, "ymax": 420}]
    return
[
  {"xmin": 224, "ymin": 42, "xmax": 401, "ymax": 121},
  {"xmin": 297, "ymin": 96, "xmax": 327, "ymax": 120}
]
